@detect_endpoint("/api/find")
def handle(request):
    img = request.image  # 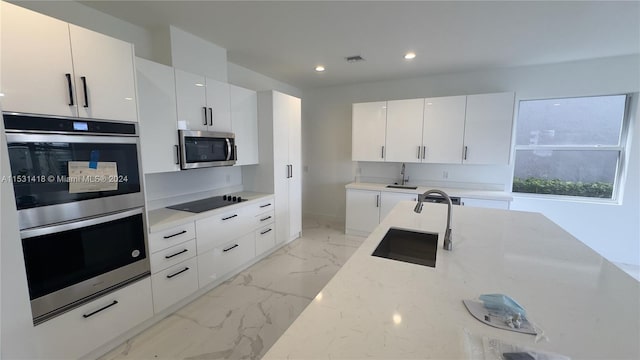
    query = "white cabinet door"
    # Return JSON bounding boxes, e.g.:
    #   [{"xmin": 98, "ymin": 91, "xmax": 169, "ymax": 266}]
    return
[
  {"xmin": 422, "ymin": 96, "xmax": 466, "ymax": 164},
  {"xmin": 136, "ymin": 57, "xmax": 180, "ymax": 173},
  {"xmin": 175, "ymin": 69, "xmax": 208, "ymax": 131},
  {"xmin": 255, "ymin": 225, "xmax": 276, "ymax": 256},
  {"xmin": 1, "ymin": 2, "xmax": 77, "ymax": 117},
  {"xmin": 197, "ymin": 232, "xmax": 255, "ymax": 288},
  {"xmin": 195, "ymin": 206, "xmax": 253, "ymax": 255},
  {"xmin": 288, "ymin": 94, "xmax": 302, "ymax": 241},
  {"xmin": 205, "ymin": 77, "xmax": 232, "ymax": 132},
  {"xmin": 230, "ymin": 84, "xmax": 259, "ymax": 165},
  {"xmin": 69, "ymin": 24, "xmax": 137, "ymax": 122},
  {"xmin": 345, "ymin": 189, "xmax": 381, "ymax": 236},
  {"xmin": 352, "ymin": 102, "xmax": 387, "ymax": 161},
  {"xmin": 151, "ymin": 257, "xmax": 198, "ymax": 314},
  {"xmin": 380, "ymin": 192, "xmax": 418, "ymax": 222},
  {"xmin": 461, "ymin": 198, "xmax": 510, "ymax": 209},
  {"xmin": 385, "ymin": 98, "xmax": 425, "ymax": 163},
  {"xmin": 463, "ymin": 92, "xmax": 515, "ymax": 165}
]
